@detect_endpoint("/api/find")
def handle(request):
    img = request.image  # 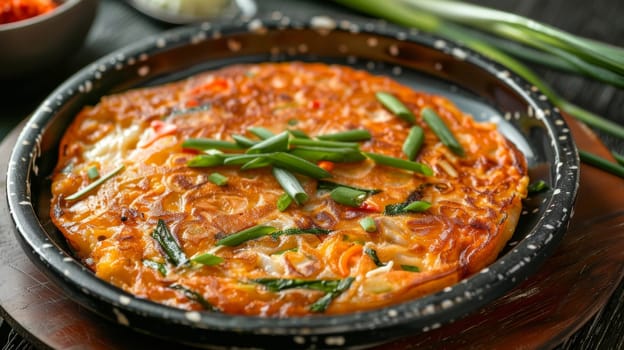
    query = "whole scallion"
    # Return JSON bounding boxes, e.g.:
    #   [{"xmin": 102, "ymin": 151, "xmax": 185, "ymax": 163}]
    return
[{"xmin": 579, "ymin": 150, "xmax": 624, "ymax": 179}]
